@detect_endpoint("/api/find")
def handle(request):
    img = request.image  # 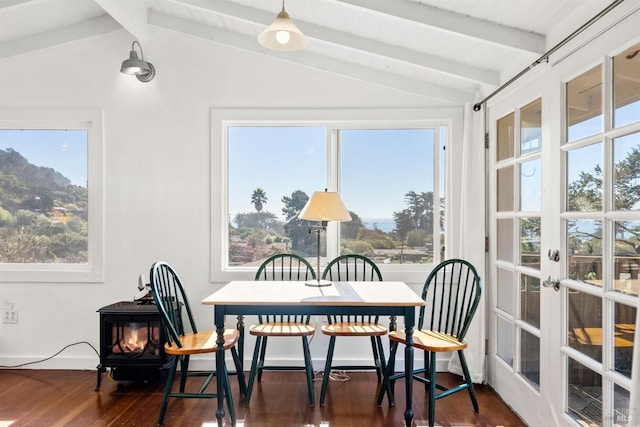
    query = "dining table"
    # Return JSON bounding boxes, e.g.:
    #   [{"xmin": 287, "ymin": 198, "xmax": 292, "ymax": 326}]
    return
[{"xmin": 202, "ymin": 280, "xmax": 425, "ymax": 426}]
